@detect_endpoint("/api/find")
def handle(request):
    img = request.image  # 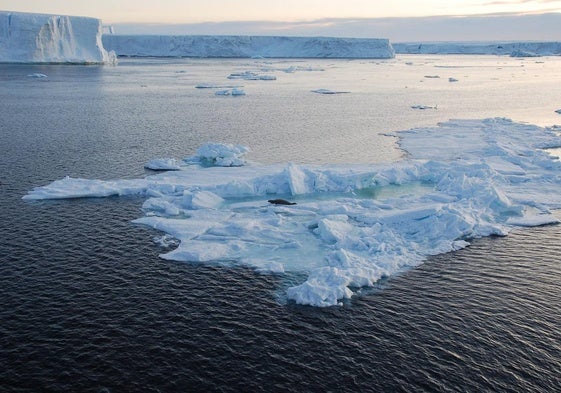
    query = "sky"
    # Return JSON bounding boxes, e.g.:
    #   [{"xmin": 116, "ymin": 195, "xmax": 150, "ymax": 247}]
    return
[{"xmin": 2, "ymin": 0, "xmax": 561, "ymax": 41}]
